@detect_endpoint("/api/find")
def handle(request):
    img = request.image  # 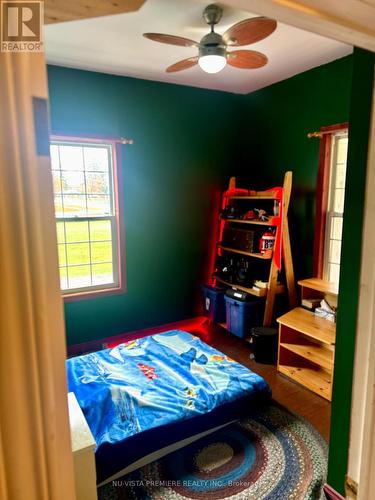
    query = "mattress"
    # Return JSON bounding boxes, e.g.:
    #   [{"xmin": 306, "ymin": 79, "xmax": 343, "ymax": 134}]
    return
[{"xmin": 67, "ymin": 329, "xmax": 270, "ymax": 484}]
